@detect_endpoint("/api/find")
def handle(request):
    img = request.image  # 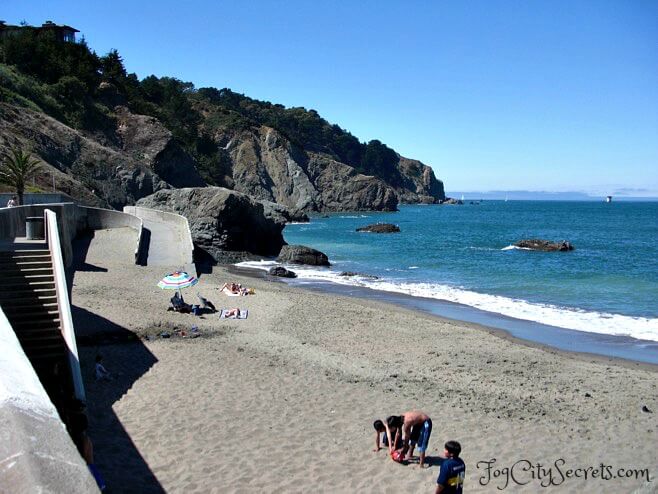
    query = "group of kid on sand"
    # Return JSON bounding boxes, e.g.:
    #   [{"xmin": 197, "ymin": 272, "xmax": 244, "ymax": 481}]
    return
[{"xmin": 373, "ymin": 410, "xmax": 465, "ymax": 493}]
